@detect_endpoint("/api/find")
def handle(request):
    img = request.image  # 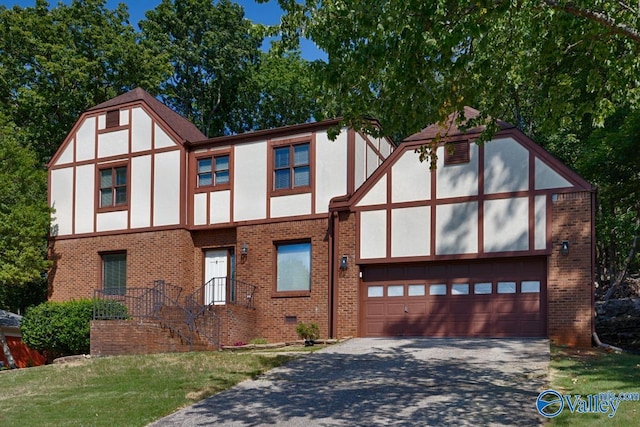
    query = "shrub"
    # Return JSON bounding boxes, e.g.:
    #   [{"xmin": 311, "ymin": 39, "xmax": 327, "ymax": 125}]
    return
[
  {"xmin": 249, "ymin": 338, "xmax": 268, "ymax": 345},
  {"xmin": 21, "ymin": 299, "xmax": 96, "ymax": 360},
  {"xmin": 295, "ymin": 322, "xmax": 320, "ymax": 344},
  {"xmin": 92, "ymin": 298, "xmax": 129, "ymax": 320}
]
